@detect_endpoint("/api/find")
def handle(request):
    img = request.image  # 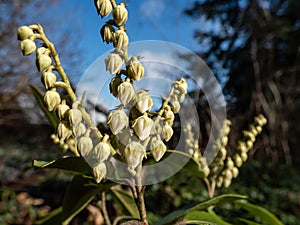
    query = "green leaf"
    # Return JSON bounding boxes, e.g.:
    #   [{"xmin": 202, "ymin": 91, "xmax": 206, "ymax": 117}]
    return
[
  {"xmin": 156, "ymin": 194, "xmax": 247, "ymax": 225},
  {"xmin": 110, "ymin": 188, "xmax": 140, "ymax": 219},
  {"xmin": 184, "ymin": 211, "xmax": 231, "ymax": 225},
  {"xmin": 236, "ymin": 218, "xmax": 262, "ymax": 225},
  {"xmin": 34, "ymin": 207, "xmax": 64, "ymax": 225},
  {"xmin": 34, "ymin": 176, "xmax": 115, "ymax": 225},
  {"xmin": 33, "ymin": 156, "xmax": 93, "ymax": 176},
  {"xmin": 30, "ymin": 84, "xmax": 59, "ymax": 129},
  {"xmin": 236, "ymin": 200, "xmax": 284, "ymax": 225},
  {"xmin": 165, "ymin": 150, "xmax": 206, "ymax": 179}
]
